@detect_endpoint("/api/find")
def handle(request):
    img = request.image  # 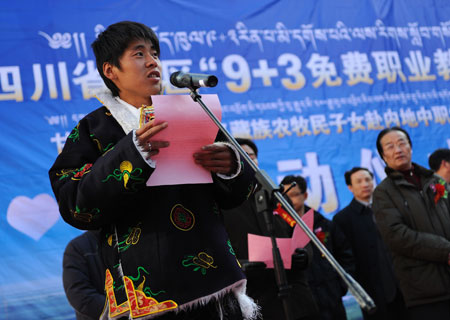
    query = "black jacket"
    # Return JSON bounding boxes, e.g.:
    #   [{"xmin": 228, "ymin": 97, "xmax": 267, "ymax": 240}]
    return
[
  {"xmin": 49, "ymin": 95, "xmax": 256, "ymax": 318},
  {"xmin": 333, "ymin": 199, "xmax": 403, "ymax": 319},
  {"xmin": 373, "ymin": 163, "xmax": 450, "ymax": 307},
  {"xmin": 223, "ymin": 198, "xmax": 320, "ymax": 320},
  {"xmin": 63, "ymin": 230, "xmax": 105, "ymax": 320}
]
